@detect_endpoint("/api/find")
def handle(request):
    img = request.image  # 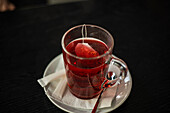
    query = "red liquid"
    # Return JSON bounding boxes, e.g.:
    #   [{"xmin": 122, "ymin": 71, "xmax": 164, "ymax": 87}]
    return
[{"xmin": 63, "ymin": 38, "xmax": 110, "ymax": 99}]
